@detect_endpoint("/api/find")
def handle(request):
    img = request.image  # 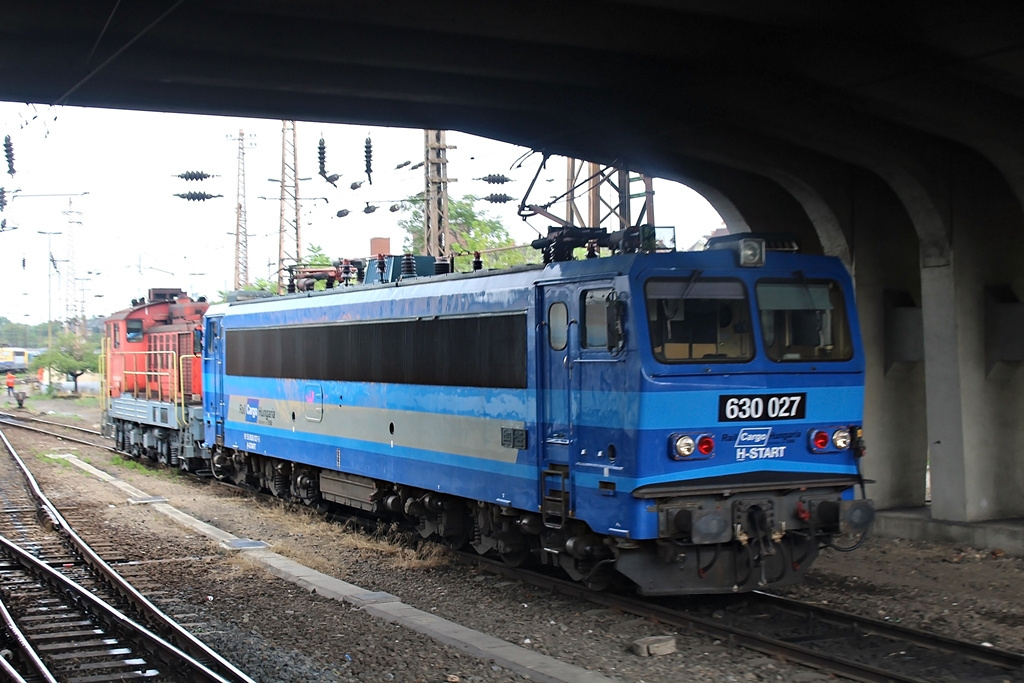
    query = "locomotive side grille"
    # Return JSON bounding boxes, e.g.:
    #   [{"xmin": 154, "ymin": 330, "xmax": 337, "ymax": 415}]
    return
[{"xmin": 225, "ymin": 313, "xmax": 527, "ymax": 389}]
